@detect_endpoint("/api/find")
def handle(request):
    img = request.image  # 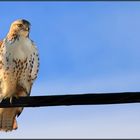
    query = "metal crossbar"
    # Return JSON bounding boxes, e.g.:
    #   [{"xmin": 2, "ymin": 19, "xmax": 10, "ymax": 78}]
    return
[{"xmin": 0, "ymin": 92, "xmax": 140, "ymax": 108}]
